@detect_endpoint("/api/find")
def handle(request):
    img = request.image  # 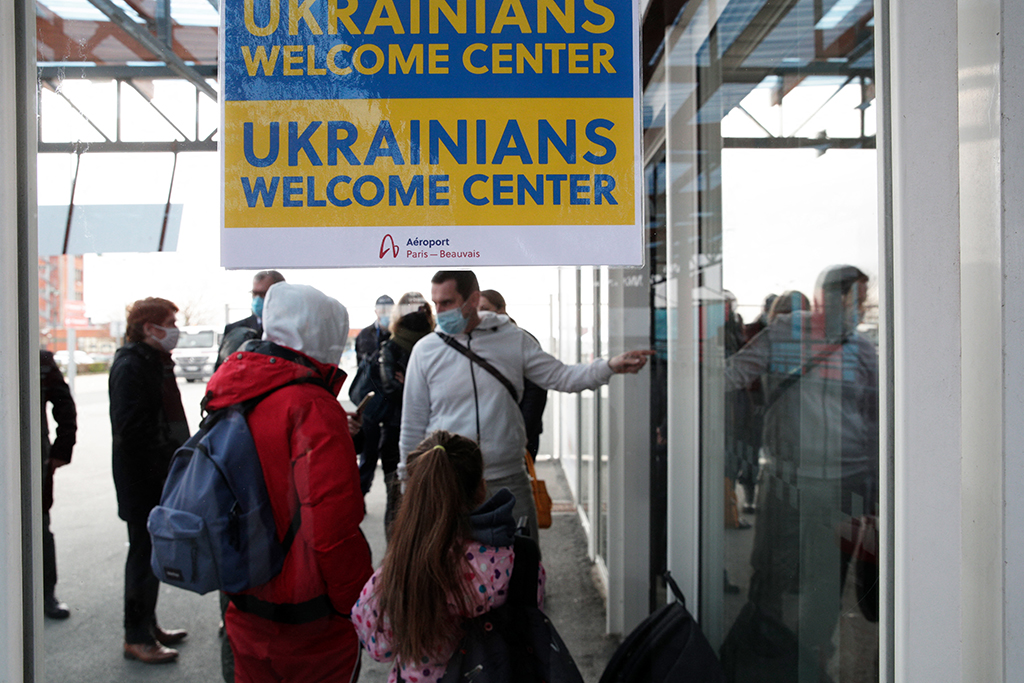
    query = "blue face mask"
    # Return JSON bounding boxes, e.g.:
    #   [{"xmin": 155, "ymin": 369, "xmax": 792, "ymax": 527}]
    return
[
  {"xmin": 378, "ymin": 315, "xmax": 391, "ymax": 330},
  {"xmin": 251, "ymin": 295, "xmax": 264, "ymax": 319},
  {"xmin": 436, "ymin": 307, "xmax": 469, "ymax": 335}
]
